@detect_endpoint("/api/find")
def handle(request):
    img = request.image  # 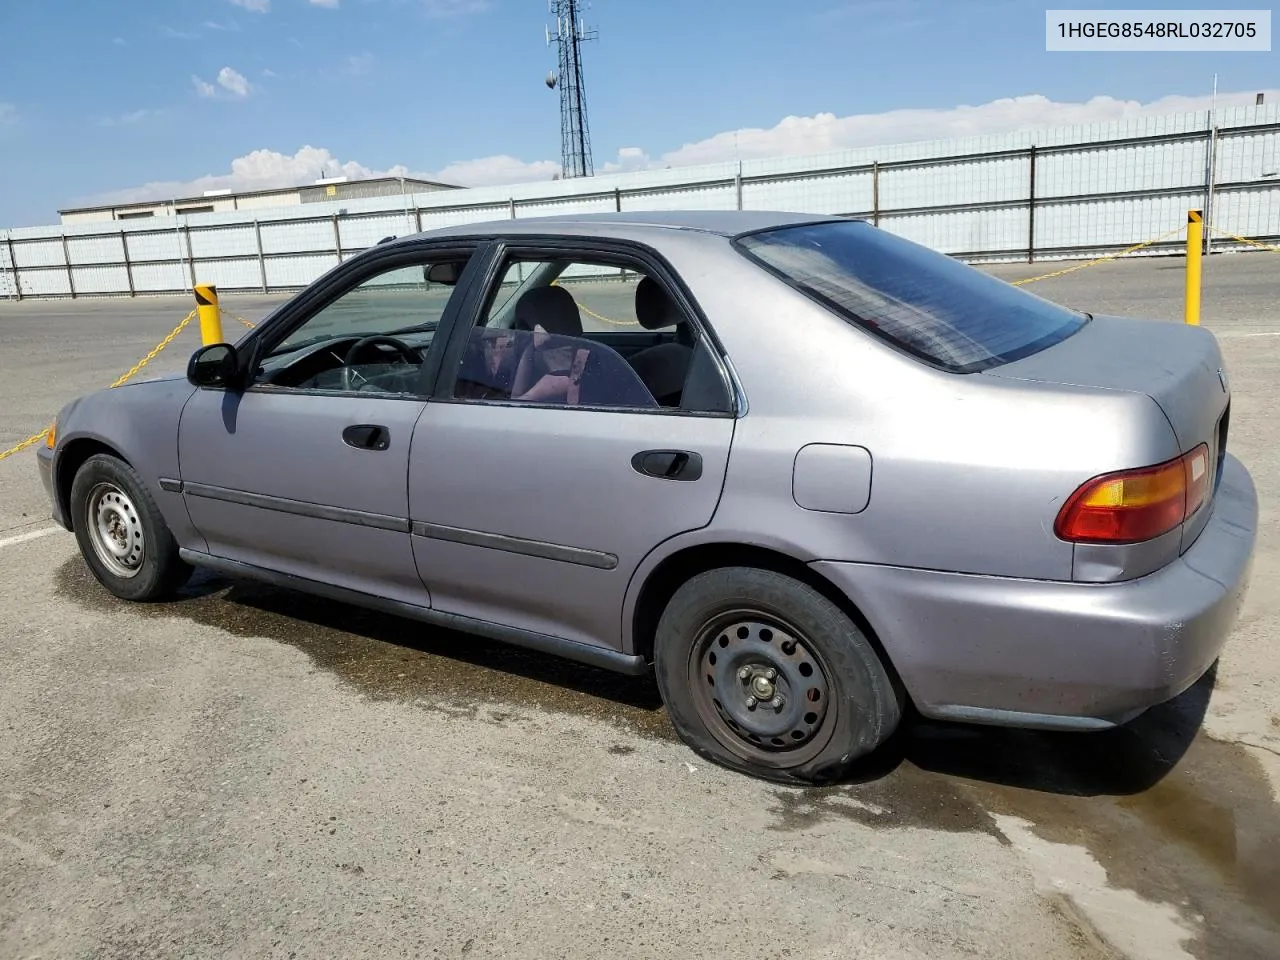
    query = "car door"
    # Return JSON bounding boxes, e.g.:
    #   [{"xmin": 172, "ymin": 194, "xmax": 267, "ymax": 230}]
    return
[
  {"xmin": 177, "ymin": 244, "xmax": 481, "ymax": 606},
  {"xmin": 407, "ymin": 241, "xmax": 738, "ymax": 651}
]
